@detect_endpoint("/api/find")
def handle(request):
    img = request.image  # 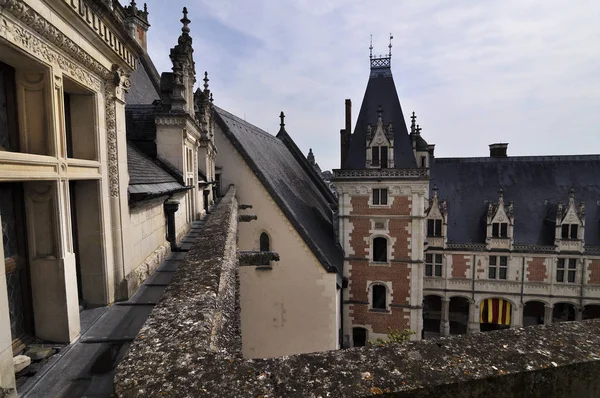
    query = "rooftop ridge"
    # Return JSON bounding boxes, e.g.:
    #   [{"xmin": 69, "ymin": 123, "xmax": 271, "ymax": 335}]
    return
[
  {"xmin": 435, "ymin": 154, "xmax": 600, "ymax": 163},
  {"xmin": 214, "ymin": 106, "xmax": 283, "ymax": 144}
]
